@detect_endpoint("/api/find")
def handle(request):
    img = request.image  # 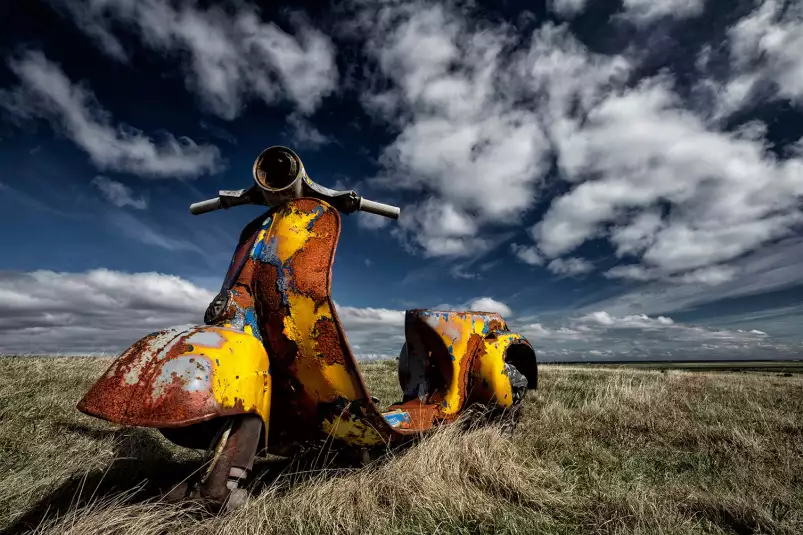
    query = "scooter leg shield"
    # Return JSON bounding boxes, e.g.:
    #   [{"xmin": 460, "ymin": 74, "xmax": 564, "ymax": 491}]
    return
[
  {"xmin": 468, "ymin": 335, "xmax": 536, "ymax": 408},
  {"xmin": 77, "ymin": 325, "xmax": 271, "ymax": 431}
]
